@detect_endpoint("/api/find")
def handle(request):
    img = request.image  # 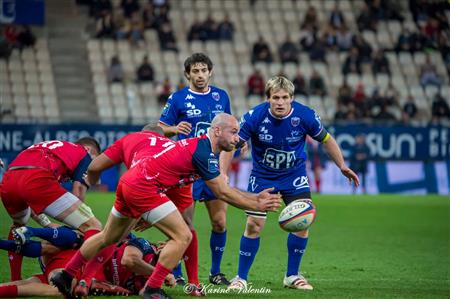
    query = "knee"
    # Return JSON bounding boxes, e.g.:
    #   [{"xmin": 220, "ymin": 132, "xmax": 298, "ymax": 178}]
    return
[
  {"xmin": 245, "ymin": 219, "xmax": 263, "ymax": 237},
  {"xmin": 294, "ymin": 229, "xmax": 309, "ymax": 238},
  {"xmin": 176, "ymin": 229, "xmax": 192, "ymax": 249},
  {"xmin": 211, "ymin": 216, "xmax": 226, "ymax": 233}
]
